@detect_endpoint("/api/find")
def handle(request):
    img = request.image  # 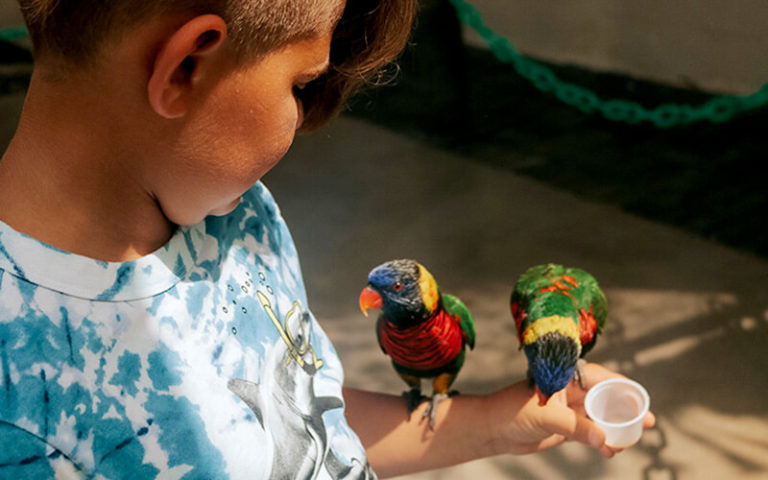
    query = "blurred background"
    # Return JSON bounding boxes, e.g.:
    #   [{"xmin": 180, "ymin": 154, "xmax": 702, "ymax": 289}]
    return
[{"xmin": 2, "ymin": 1, "xmax": 767, "ymax": 478}]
